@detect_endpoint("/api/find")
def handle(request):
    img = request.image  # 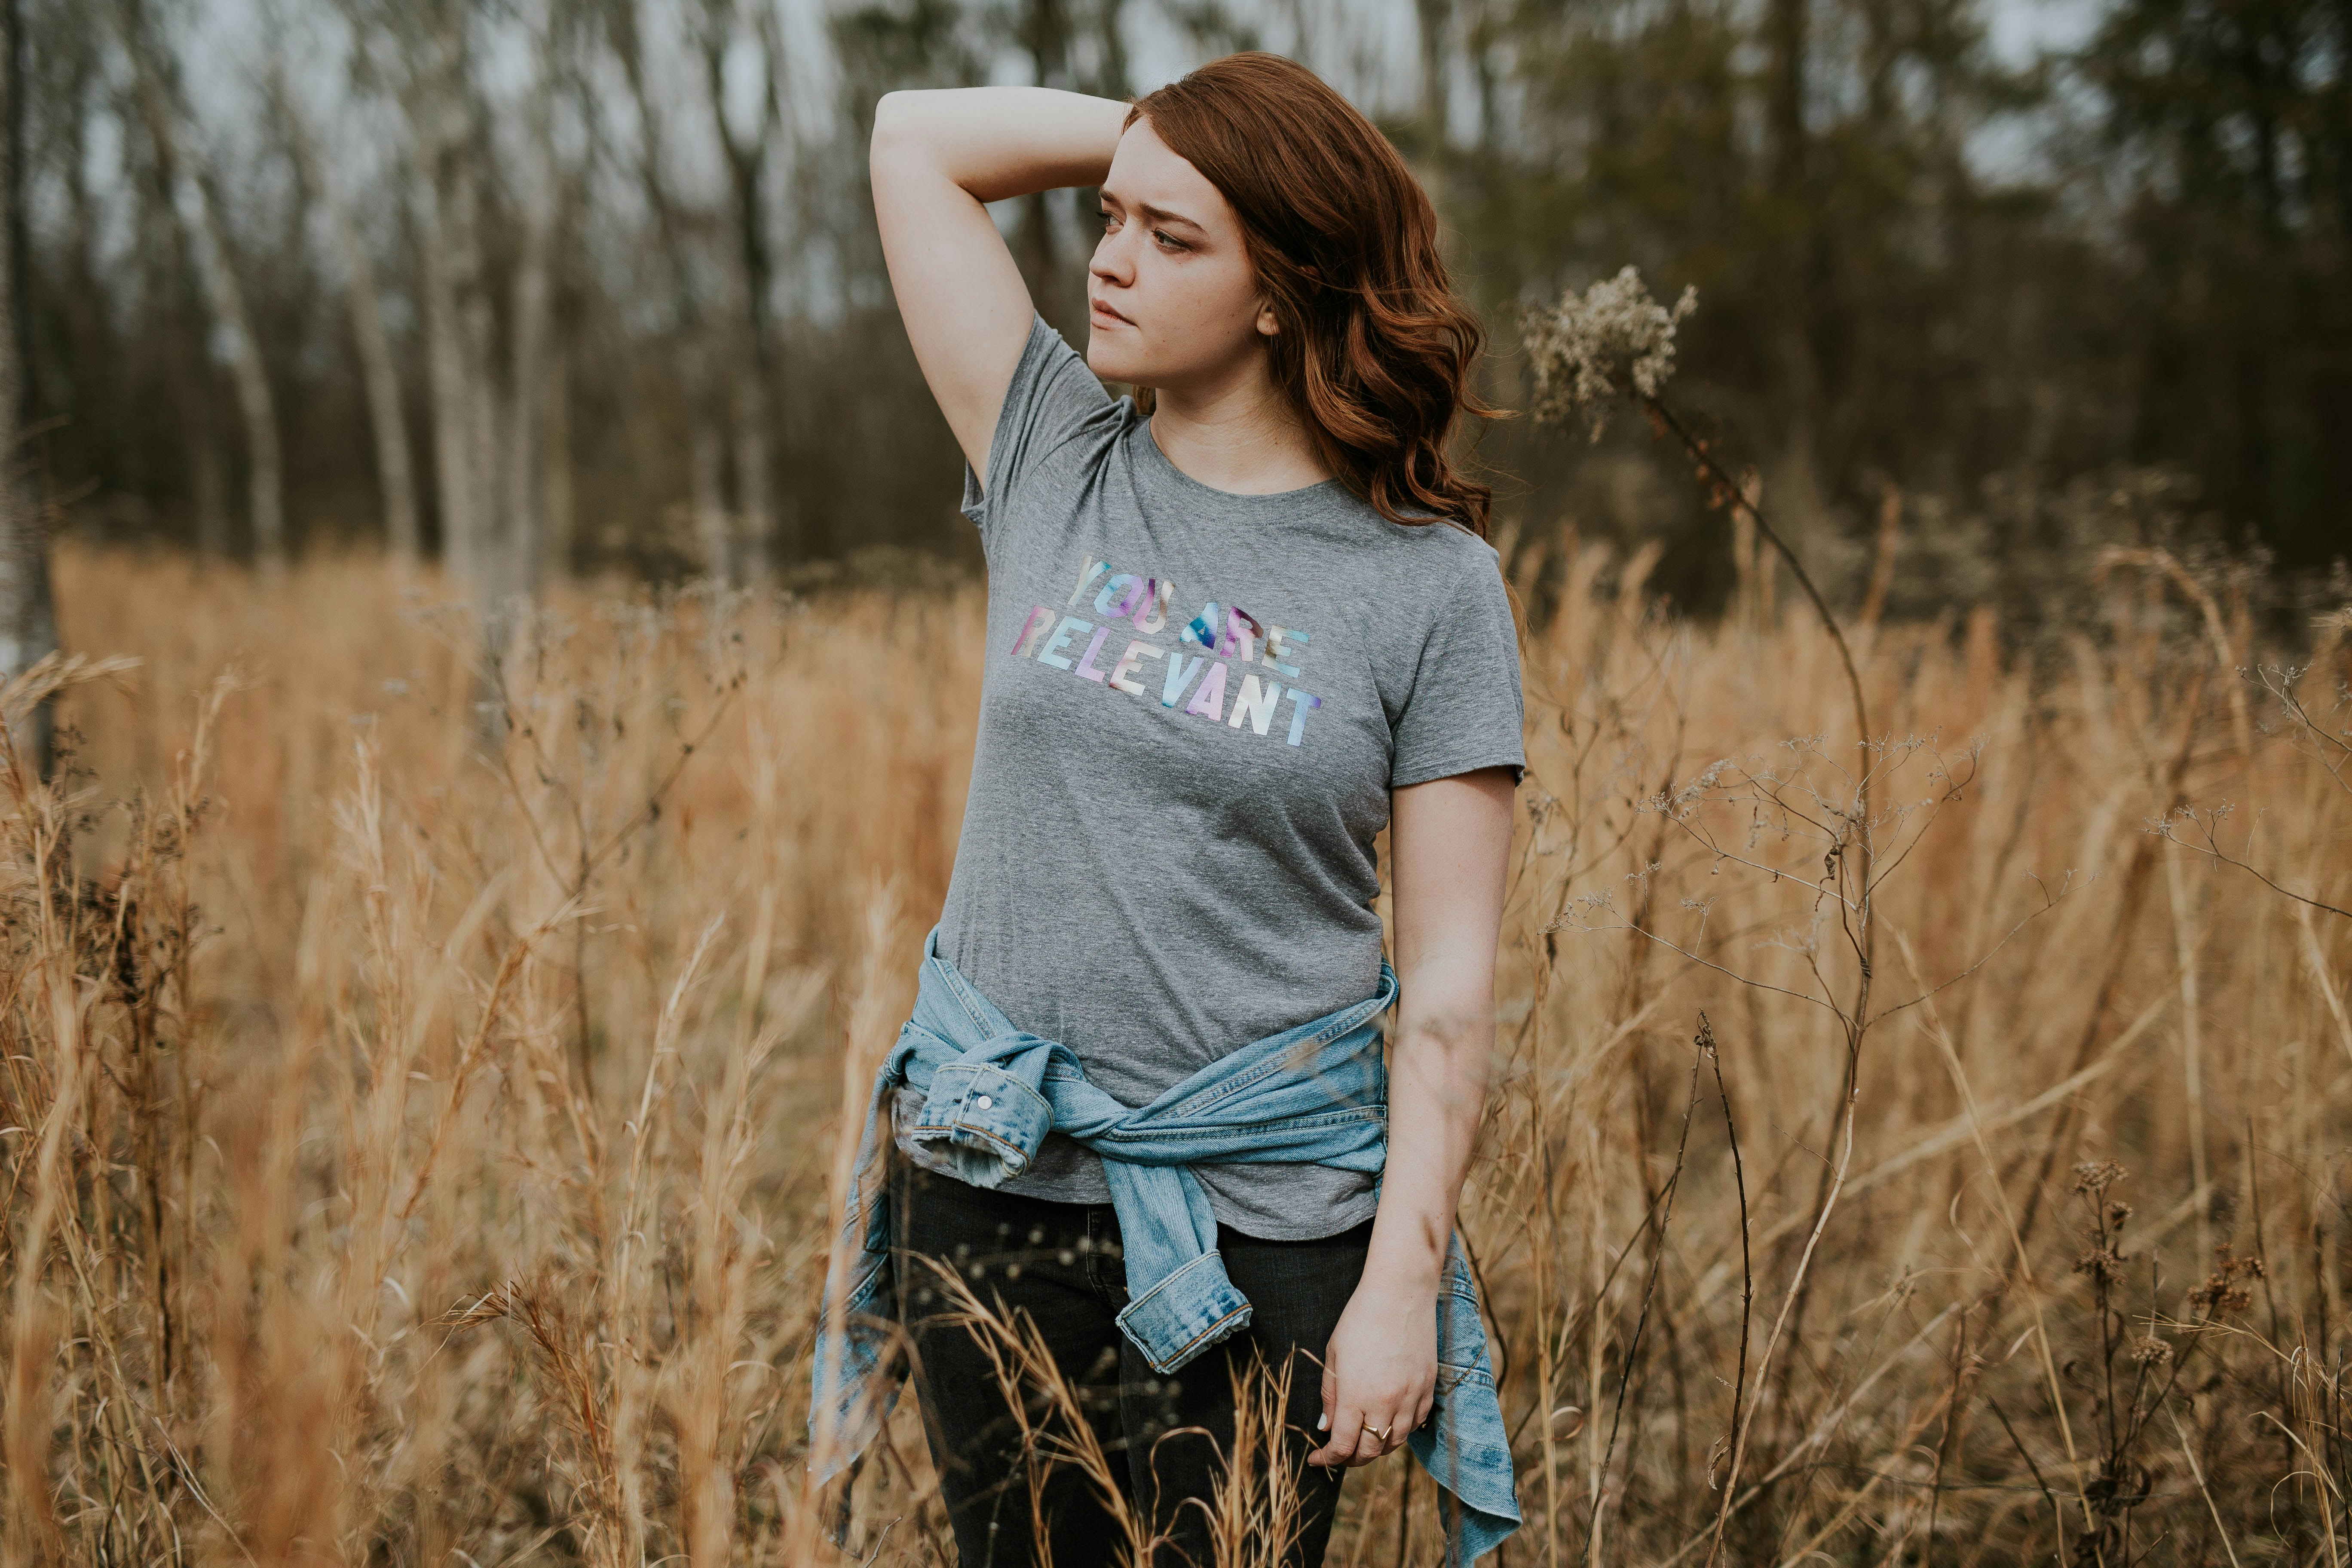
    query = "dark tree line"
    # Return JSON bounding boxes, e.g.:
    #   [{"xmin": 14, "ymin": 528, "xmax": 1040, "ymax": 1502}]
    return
[{"xmin": 2, "ymin": 0, "xmax": 2343, "ymax": 625}]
